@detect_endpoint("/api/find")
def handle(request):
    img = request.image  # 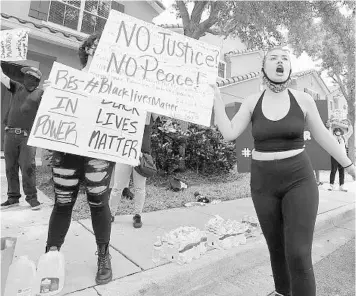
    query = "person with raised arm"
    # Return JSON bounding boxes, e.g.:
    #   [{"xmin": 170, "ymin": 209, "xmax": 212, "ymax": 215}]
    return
[
  {"xmin": 211, "ymin": 47, "xmax": 355, "ymax": 296},
  {"xmin": 1, "ymin": 65, "xmax": 43, "ymax": 210}
]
